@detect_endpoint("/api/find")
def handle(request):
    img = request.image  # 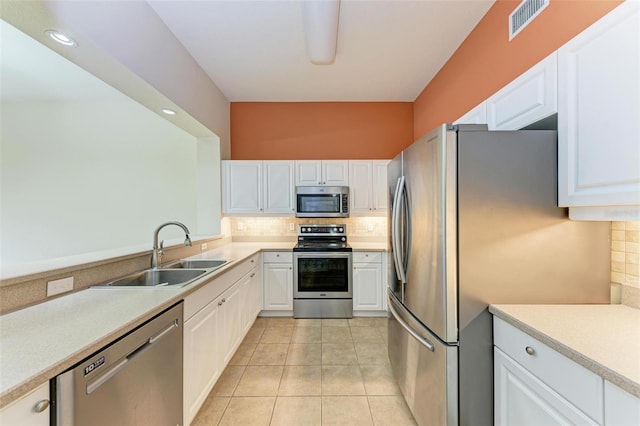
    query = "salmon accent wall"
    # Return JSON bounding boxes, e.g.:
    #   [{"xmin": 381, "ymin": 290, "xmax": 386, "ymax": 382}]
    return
[
  {"xmin": 413, "ymin": 0, "xmax": 623, "ymax": 140},
  {"xmin": 230, "ymin": 102, "xmax": 413, "ymax": 160}
]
